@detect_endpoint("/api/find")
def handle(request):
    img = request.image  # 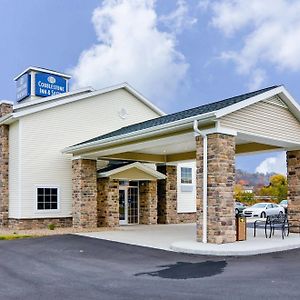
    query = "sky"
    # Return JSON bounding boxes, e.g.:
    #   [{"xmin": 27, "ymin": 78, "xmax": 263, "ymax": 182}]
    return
[{"xmin": 1, "ymin": 0, "xmax": 299, "ymax": 175}]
